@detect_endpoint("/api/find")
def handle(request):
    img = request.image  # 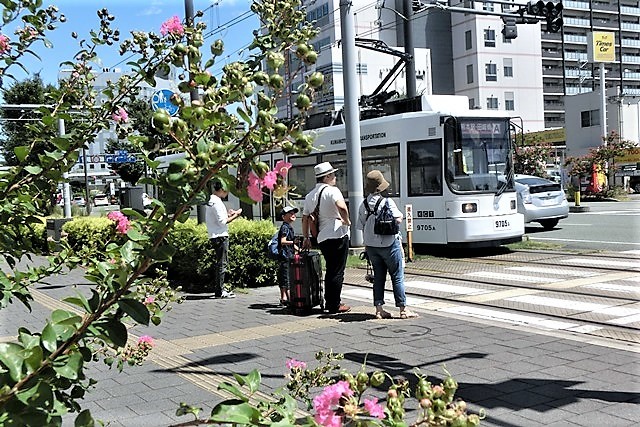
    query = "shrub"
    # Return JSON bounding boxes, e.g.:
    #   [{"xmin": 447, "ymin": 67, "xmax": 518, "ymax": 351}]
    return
[
  {"xmin": 228, "ymin": 218, "xmax": 278, "ymax": 289},
  {"xmin": 62, "ymin": 217, "xmax": 113, "ymax": 258},
  {"xmin": 163, "ymin": 219, "xmax": 210, "ymax": 287}
]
